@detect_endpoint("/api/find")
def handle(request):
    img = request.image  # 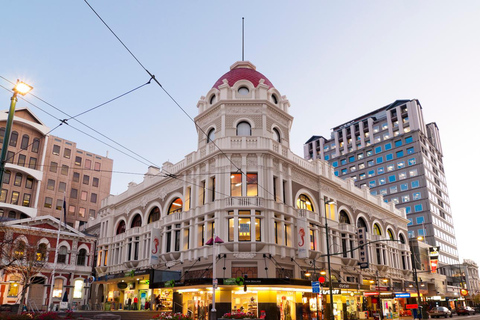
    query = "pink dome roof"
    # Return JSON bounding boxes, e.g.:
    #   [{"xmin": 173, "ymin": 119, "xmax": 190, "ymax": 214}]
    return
[{"xmin": 212, "ymin": 61, "xmax": 274, "ymax": 90}]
